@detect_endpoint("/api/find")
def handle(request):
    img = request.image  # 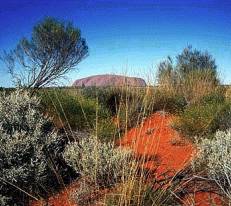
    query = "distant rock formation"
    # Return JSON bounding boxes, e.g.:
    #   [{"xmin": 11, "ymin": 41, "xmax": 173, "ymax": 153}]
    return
[{"xmin": 72, "ymin": 74, "xmax": 146, "ymax": 87}]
